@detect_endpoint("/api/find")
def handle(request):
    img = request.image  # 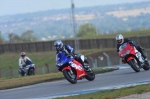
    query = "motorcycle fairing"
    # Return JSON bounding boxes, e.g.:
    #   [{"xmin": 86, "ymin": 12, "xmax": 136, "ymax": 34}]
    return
[
  {"xmin": 119, "ymin": 43, "xmax": 138, "ymax": 61},
  {"xmin": 56, "ymin": 51, "xmax": 87, "ymax": 80},
  {"xmin": 62, "ymin": 59, "xmax": 87, "ymax": 79}
]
